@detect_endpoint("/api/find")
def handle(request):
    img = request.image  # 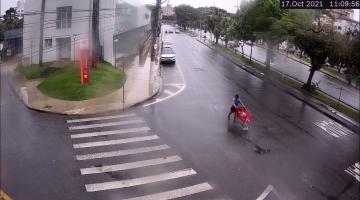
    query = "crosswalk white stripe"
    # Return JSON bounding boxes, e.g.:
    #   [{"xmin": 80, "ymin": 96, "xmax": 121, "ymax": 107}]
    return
[
  {"xmin": 123, "ymin": 182, "xmax": 213, "ymax": 200},
  {"xmin": 70, "ymin": 127, "xmax": 151, "ymax": 139},
  {"xmin": 345, "ymin": 169, "xmax": 360, "ymax": 182},
  {"xmin": 326, "ymin": 123, "xmax": 349, "ymax": 136},
  {"xmin": 67, "ymin": 114, "xmax": 136, "ymax": 123},
  {"xmin": 68, "ymin": 119, "xmax": 143, "ymax": 130},
  {"xmin": 80, "ymin": 156, "xmax": 182, "ymax": 175},
  {"xmin": 324, "ymin": 126, "xmax": 343, "ymax": 137},
  {"xmin": 85, "ymin": 168, "xmax": 197, "ymax": 192},
  {"xmin": 73, "ymin": 135, "xmax": 159, "ymax": 149},
  {"xmin": 75, "ymin": 145, "xmax": 170, "ymax": 160},
  {"xmin": 315, "ymin": 122, "xmax": 340, "ymax": 138}
]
